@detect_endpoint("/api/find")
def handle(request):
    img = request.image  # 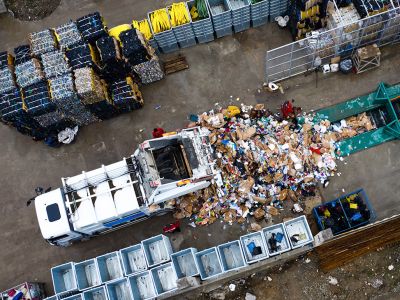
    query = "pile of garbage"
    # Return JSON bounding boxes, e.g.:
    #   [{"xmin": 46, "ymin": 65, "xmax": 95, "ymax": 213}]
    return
[{"xmin": 174, "ymin": 103, "xmax": 340, "ymax": 225}]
